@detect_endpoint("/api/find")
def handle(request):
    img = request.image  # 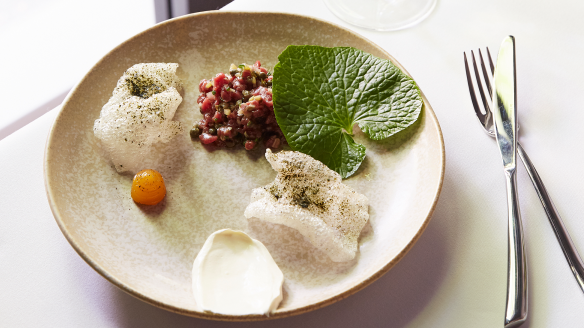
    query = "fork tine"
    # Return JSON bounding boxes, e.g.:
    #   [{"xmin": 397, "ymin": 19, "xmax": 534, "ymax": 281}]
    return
[
  {"xmin": 486, "ymin": 47, "xmax": 495, "ymax": 74},
  {"xmin": 463, "ymin": 52, "xmax": 485, "ymax": 121},
  {"xmin": 470, "ymin": 50, "xmax": 491, "ymax": 115},
  {"xmin": 478, "ymin": 49, "xmax": 492, "ymax": 97}
]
